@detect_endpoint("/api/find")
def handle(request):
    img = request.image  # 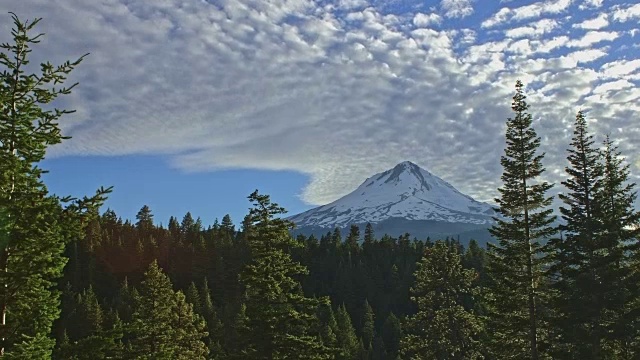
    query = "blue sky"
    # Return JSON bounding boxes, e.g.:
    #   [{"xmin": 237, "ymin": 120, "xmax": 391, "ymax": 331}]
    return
[{"xmin": 3, "ymin": 0, "xmax": 640, "ymax": 226}]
